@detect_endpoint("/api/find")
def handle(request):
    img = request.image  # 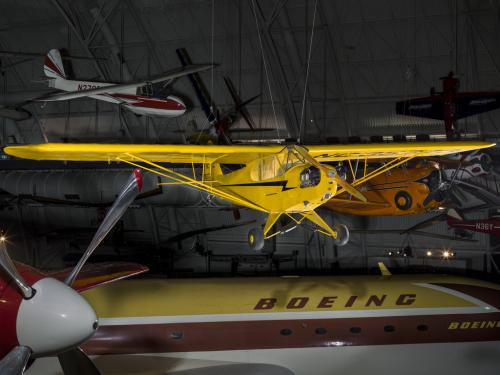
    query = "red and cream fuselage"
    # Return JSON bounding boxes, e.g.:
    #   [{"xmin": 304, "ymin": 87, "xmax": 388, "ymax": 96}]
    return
[
  {"xmin": 0, "ymin": 261, "xmax": 147, "ymax": 364},
  {"xmin": 27, "ymin": 274, "xmax": 500, "ymax": 375}
]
